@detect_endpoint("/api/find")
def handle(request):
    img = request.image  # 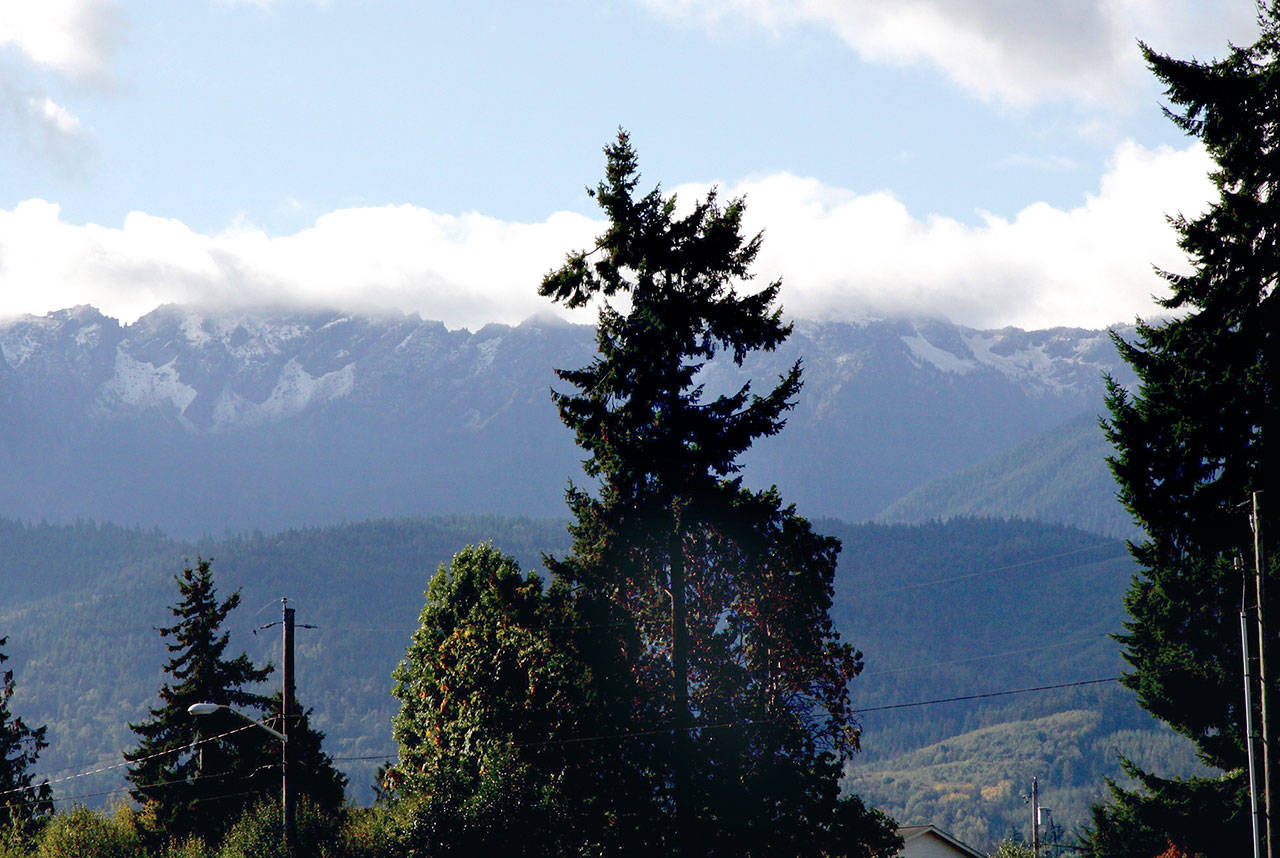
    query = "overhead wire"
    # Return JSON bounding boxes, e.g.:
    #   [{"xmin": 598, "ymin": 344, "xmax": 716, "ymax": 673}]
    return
[
  {"xmin": 260, "ymin": 675, "xmax": 1128, "ymax": 766},
  {"xmin": 857, "ymin": 633, "xmax": 1113, "ymax": 677},
  {"xmin": 0, "ymin": 723, "xmax": 258, "ymax": 799},
  {"xmin": 858, "ymin": 541, "xmax": 1126, "ymax": 598},
  {"xmin": 854, "ymin": 676, "xmax": 1121, "ymax": 713}
]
